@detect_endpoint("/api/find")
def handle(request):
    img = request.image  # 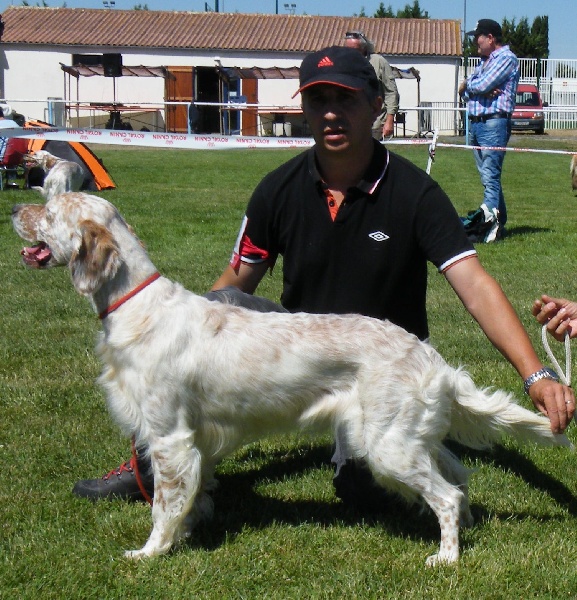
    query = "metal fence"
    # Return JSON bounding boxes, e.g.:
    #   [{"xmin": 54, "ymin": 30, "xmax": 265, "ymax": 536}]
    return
[{"xmin": 417, "ymin": 102, "xmax": 462, "ymax": 136}]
